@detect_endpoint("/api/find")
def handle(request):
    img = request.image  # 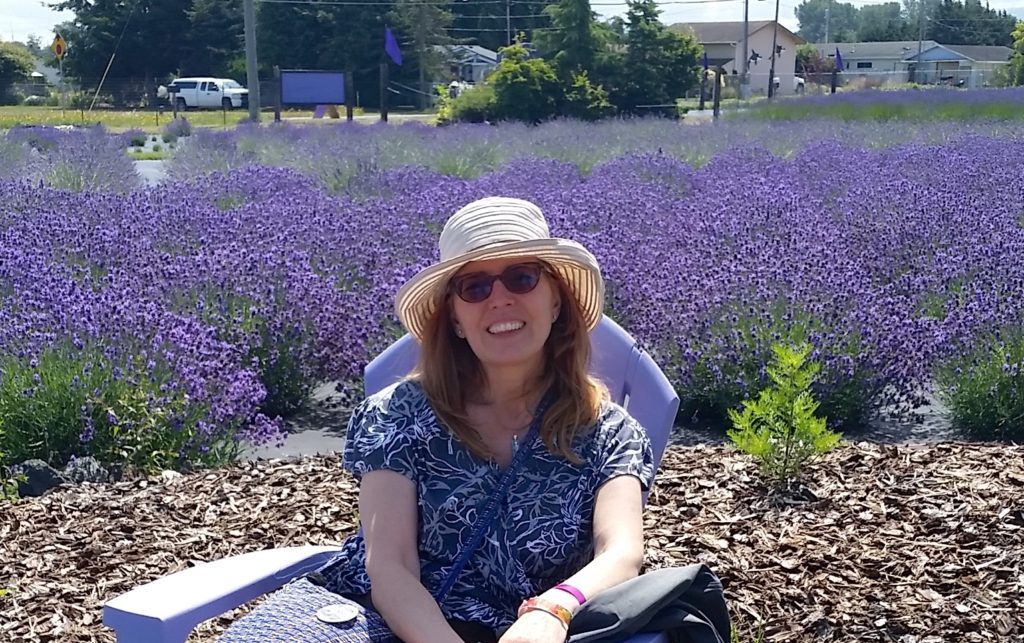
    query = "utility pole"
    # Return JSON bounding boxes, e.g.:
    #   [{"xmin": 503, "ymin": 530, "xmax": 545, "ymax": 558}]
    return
[
  {"xmin": 506, "ymin": 0, "xmax": 512, "ymax": 46},
  {"xmin": 416, "ymin": 4, "xmax": 427, "ymax": 110},
  {"xmin": 740, "ymin": 0, "xmax": 750, "ymax": 99},
  {"xmin": 824, "ymin": 0, "xmax": 831, "ymax": 44},
  {"xmin": 243, "ymin": 0, "xmax": 261, "ymax": 122},
  {"xmin": 921, "ymin": 0, "xmax": 929, "ymax": 83},
  {"xmin": 767, "ymin": 0, "xmax": 780, "ymax": 99}
]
